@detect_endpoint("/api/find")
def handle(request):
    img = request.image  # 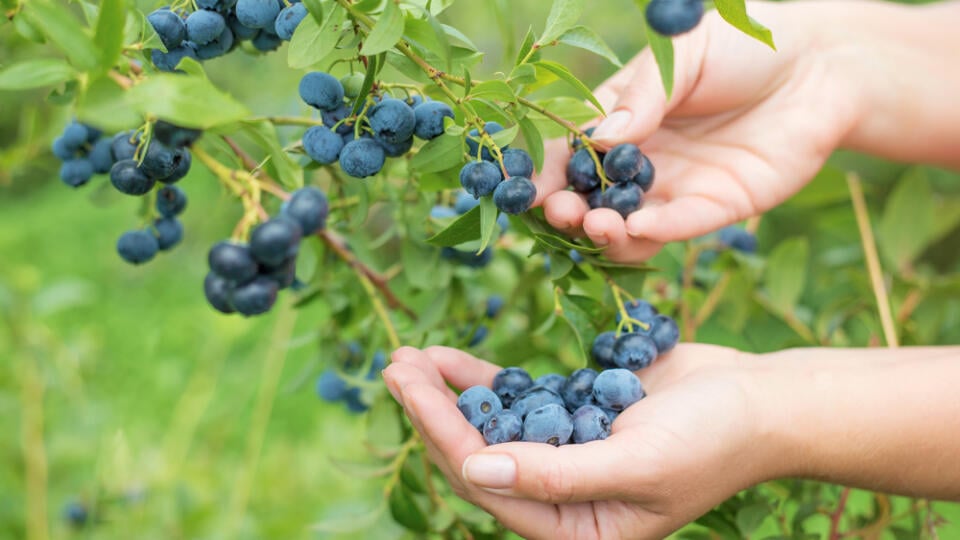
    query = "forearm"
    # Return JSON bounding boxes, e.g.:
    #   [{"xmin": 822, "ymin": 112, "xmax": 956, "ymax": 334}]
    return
[
  {"xmin": 825, "ymin": 1, "xmax": 960, "ymax": 168},
  {"xmin": 755, "ymin": 346, "xmax": 960, "ymax": 499}
]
